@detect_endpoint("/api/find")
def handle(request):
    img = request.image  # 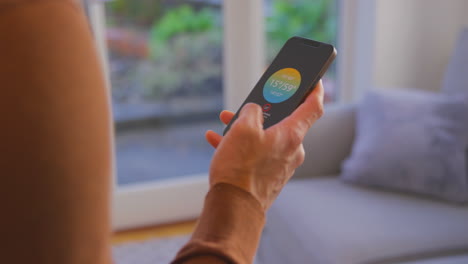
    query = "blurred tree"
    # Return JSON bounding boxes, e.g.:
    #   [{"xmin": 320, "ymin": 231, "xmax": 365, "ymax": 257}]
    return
[
  {"xmin": 136, "ymin": 30, "xmax": 223, "ymax": 99},
  {"xmin": 149, "ymin": 4, "xmax": 216, "ymax": 58}
]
